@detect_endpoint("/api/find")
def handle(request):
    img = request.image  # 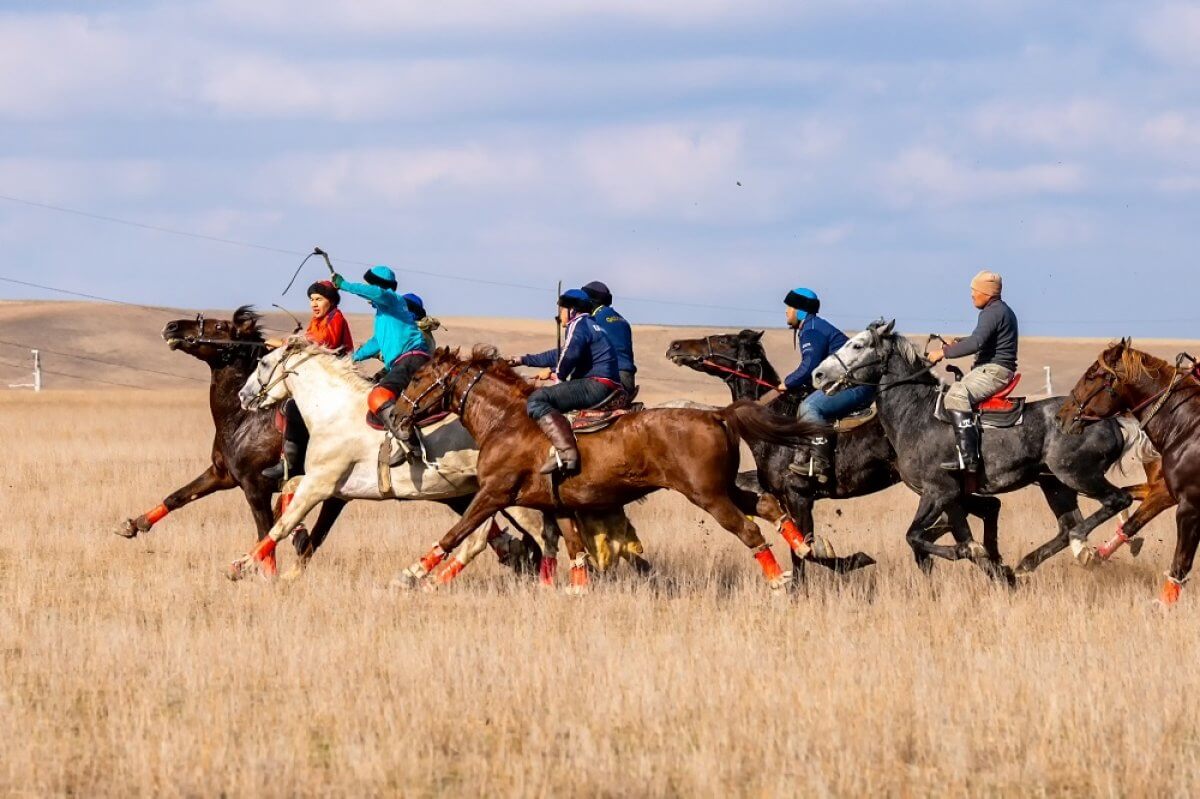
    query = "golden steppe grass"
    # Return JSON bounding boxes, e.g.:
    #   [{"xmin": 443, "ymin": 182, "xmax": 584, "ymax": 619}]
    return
[{"xmin": 2, "ymin": 388, "xmax": 1197, "ymax": 797}]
